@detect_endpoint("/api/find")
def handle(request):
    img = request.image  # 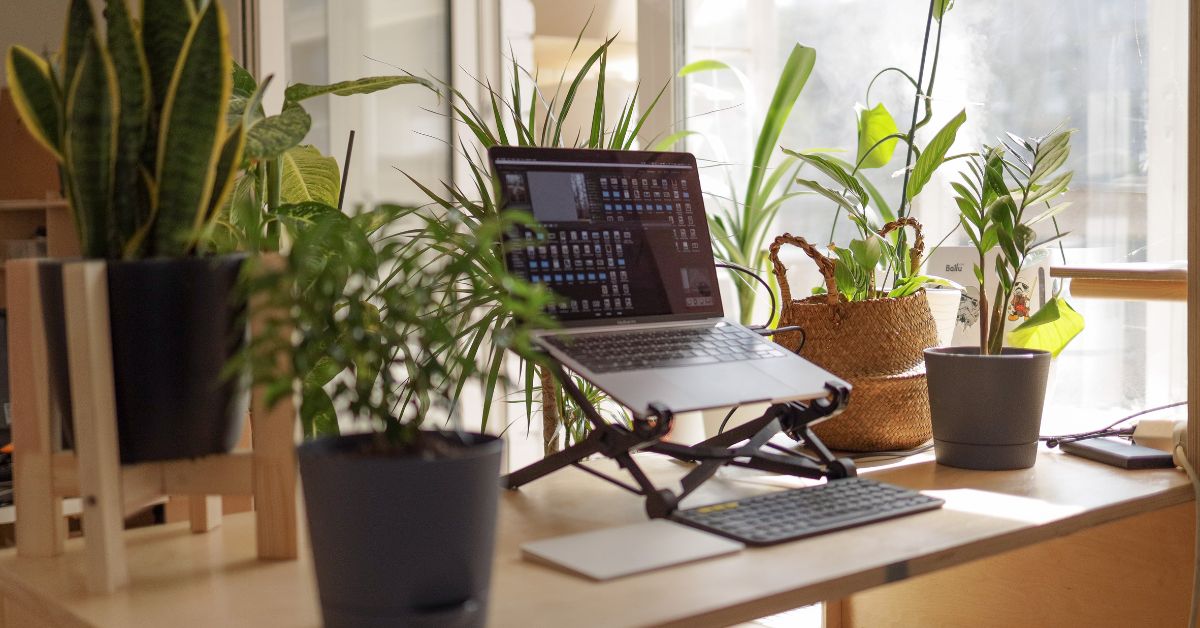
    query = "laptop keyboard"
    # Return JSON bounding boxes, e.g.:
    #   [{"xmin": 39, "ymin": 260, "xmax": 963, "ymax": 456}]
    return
[
  {"xmin": 545, "ymin": 324, "xmax": 788, "ymax": 373},
  {"xmin": 673, "ymin": 477, "xmax": 945, "ymax": 546}
]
